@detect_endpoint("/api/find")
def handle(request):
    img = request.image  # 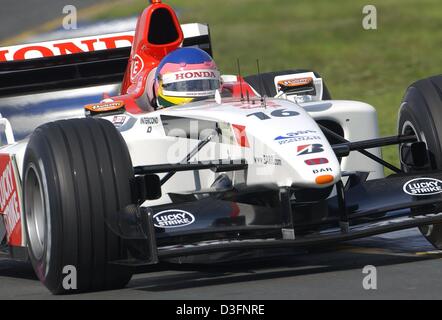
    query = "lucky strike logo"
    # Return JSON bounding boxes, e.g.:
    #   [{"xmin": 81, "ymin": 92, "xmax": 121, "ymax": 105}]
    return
[
  {"xmin": 153, "ymin": 209, "xmax": 195, "ymax": 228},
  {"xmin": 0, "ymin": 157, "xmax": 21, "ymax": 245},
  {"xmin": 403, "ymin": 178, "xmax": 442, "ymax": 196}
]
